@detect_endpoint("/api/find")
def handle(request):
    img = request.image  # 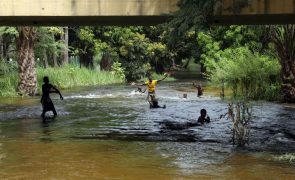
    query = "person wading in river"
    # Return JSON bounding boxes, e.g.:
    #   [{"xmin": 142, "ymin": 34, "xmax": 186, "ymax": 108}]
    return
[
  {"xmin": 192, "ymin": 82, "xmax": 204, "ymax": 97},
  {"xmin": 41, "ymin": 76, "xmax": 63, "ymax": 119},
  {"xmin": 131, "ymin": 73, "xmax": 168, "ymax": 108}
]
